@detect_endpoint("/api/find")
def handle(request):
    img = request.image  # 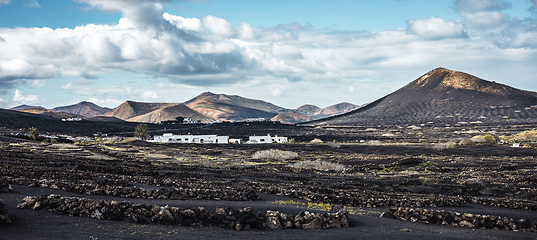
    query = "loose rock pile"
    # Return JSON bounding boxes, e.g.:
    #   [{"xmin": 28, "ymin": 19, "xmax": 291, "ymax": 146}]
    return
[
  {"xmin": 0, "ymin": 199, "xmax": 10, "ymax": 226},
  {"xmin": 17, "ymin": 194, "xmax": 349, "ymax": 230},
  {"xmin": 381, "ymin": 207, "xmax": 537, "ymax": 232}
]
